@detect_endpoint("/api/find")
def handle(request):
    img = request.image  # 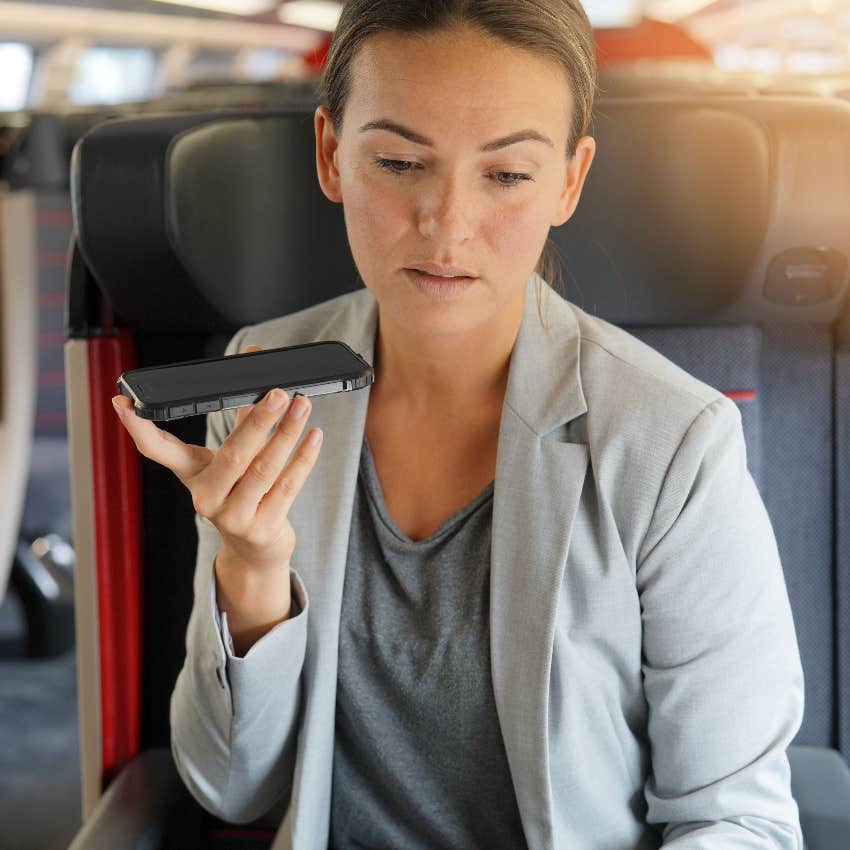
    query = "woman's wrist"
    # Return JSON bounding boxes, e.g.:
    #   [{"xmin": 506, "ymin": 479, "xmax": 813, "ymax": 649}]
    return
[{"xmin": 214, "ymin": 549, "xmax": 294, "ymax": 655}]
